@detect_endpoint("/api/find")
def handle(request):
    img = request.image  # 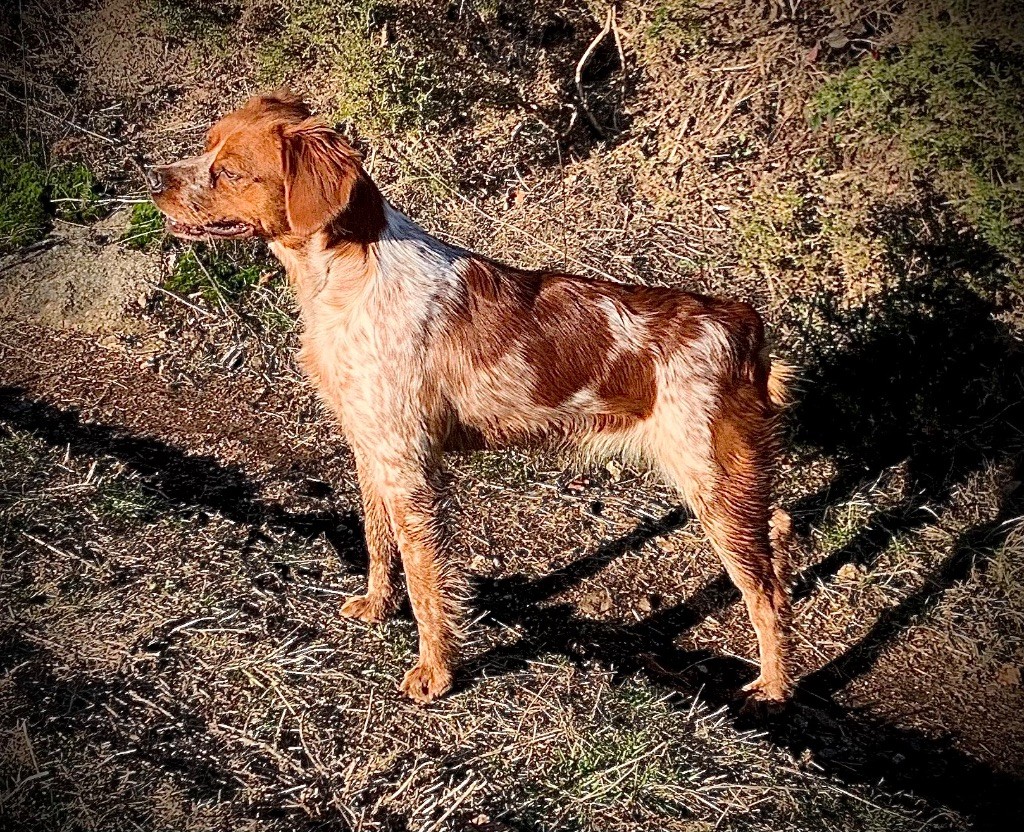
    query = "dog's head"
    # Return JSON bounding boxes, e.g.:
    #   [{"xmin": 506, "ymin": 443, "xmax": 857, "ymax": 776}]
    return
[{"xmin": 148, "ymin": 91, "xmax": 367, "ymax": 242}]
